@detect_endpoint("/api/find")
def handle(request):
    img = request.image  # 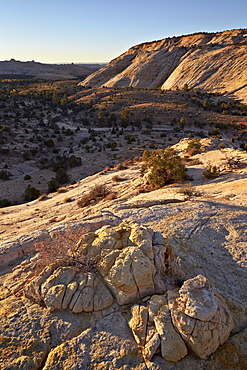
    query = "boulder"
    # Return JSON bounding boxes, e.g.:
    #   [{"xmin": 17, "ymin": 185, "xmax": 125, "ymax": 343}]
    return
[{"xmin": 168, "ymin": 275, "xmax": 234, "ymax": 359}]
